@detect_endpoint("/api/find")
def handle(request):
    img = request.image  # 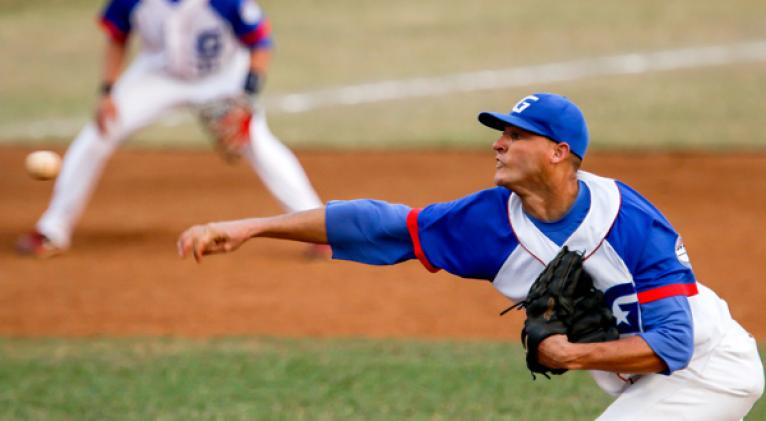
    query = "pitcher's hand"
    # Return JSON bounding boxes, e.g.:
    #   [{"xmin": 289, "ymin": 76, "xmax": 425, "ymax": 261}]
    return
[{"xmin": 177, "ymin": 222, "xmax": 249, "ymax": 262}]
